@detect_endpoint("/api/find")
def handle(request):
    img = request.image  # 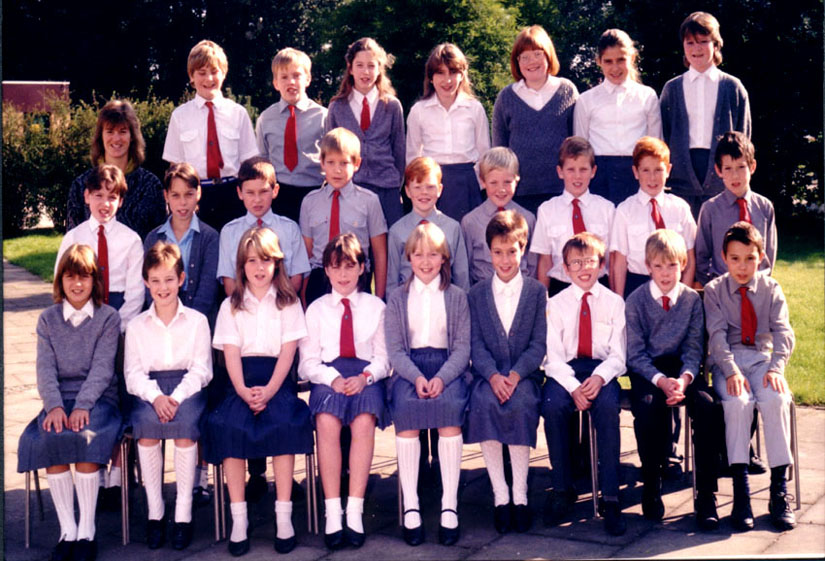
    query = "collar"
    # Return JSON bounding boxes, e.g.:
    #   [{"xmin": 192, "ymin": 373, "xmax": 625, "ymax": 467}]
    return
[
  {"xmin": 412, "ymin": 208, "xmax": 440, "ymax": 222},
  {"xmin": 244, "ymin": 209, "xmax": 276, "ymax": 227},
  {"xmin": 687, "ymin": 65, "xmax": 720, "ymax": 83},
  {"xmin": 323, "ymin": 181, "xmax": 355, "ymax": 198},
  {"xmin": 492, "ymin": 271, "xmax": 523, "ymax": 296},
  {"xmin": 561, "ymin": 190, "xmax": 592, "ymax": 206},
  {"xmin": 635, "ymin": 189, "xmax": 665, "ymax": 206},
  {"xmin": 243, "ymin": 285, "xmax": 279, "ymax": 305},
  {"xmin": 62, "ymin": 299, "xmax": 94, "ymax": 323},
  {"xmin": 159, "ymin": 214, "xmax": 200, "ymax": 241},
  {"xmin": 423, "ymin": 91, "xmax": 473, "ymax": 109},
  {"xmin": 727, "ymin": 272, "xmax": 758, "ymax": 295},
  {"xmin": 331, "ymin": 288, "xmax": 359, "ymax": 306},
  {"xmin": 721, "ymin": 187, "xmax": 752, "ymax": 205},
  {"xmin": 514, "ymin": 75, "xmax": 557, "ymax": 94},
  {"xmin": 278, "ymin": 97, "xmax": 312, "ymax": 113},
  {"xmin": 571, "ymin": 280, "xmax": 602, "ymax": 302},
  {"xmin": 351, "ymin": 87, "xmax": 378, "ymax": 106},
  {"xmin": 88, "ymin": 215, "xmax": 116, "ymax": 234},
  {"xmin": 147, "ymin": 299, "xmax": 186, "ymax": 326},
  {"xmin": 412, "ymin": 275, "xmax": 441, "ymax": 295},
  {"xmin": 481, "ymin": 198, "xmax": 507, "ymax": 214},
  {"xmin": 194, "ymin": 91, "xmax": 225, "ymax": 108},
  {"xmin": 649, "ymin": 280, "xmax": 681, "ymax": 304},
  {"xmin": 602, "ymin": 78, "xmax": 631, "ymax": 94}
]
